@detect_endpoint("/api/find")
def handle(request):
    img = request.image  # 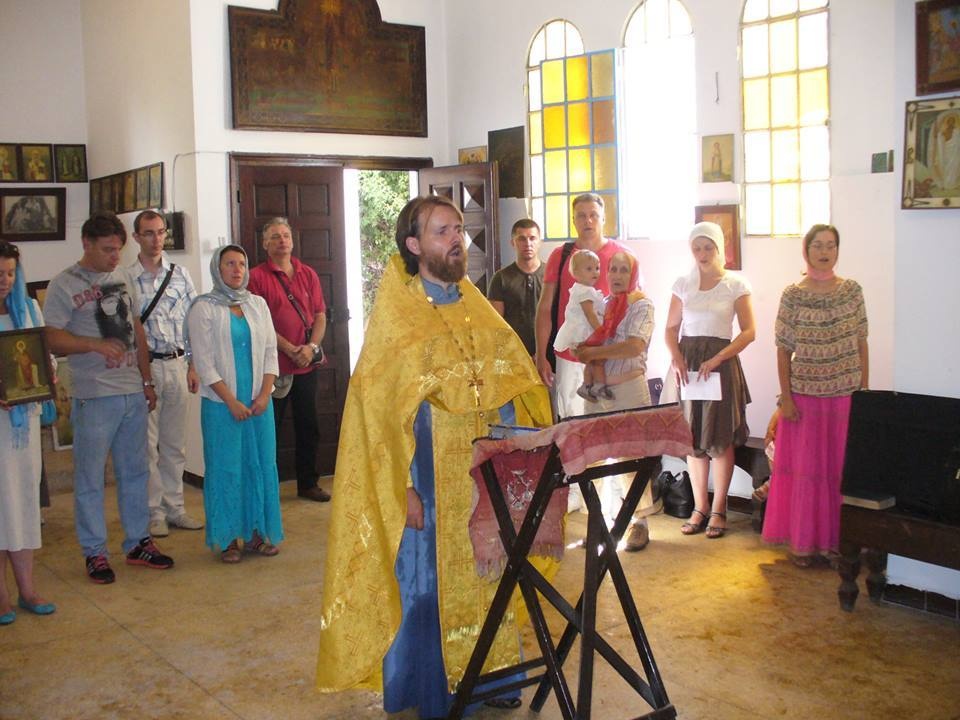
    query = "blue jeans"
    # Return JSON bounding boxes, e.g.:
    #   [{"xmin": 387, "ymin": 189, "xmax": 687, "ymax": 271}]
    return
[{"xmin": 73, "ymin": 393, "xmax": 150, "ymax": 557}]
